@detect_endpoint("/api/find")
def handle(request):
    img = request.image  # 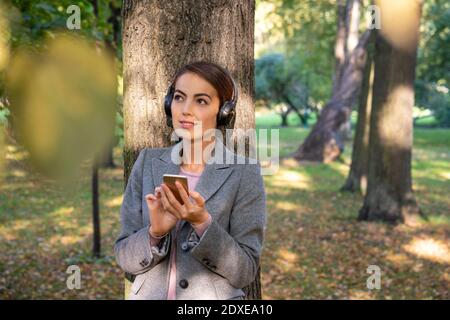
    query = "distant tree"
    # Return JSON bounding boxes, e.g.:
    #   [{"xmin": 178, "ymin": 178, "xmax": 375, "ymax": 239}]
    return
[
  {"xmin": 341, "ymin": 33, "xmax": 374, "ymax": 193},
  {"xmin": 415, "ymin": 0, "xmax": 450, "ymax": 127},
  {"xmin": 255, "ymin": 53, "xmax": 316, "ymax": 127},
  {"xmin": 264, "ymin": 0, "xmax": 339, "ymax": 104},
  {"xmin": 359, "ymin": 0, "xmax": 423, "ymax": 224},
  {"xmin": 89, "ymin": 0, "xmax": 122, "ymax": 257},
  {"xmin": 292, "ymin": 0, "xmax": 371, "ymax": 163},
  {"xmin": 292, "ymin": 29, "xmax": 371, "ymax": 162}
]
